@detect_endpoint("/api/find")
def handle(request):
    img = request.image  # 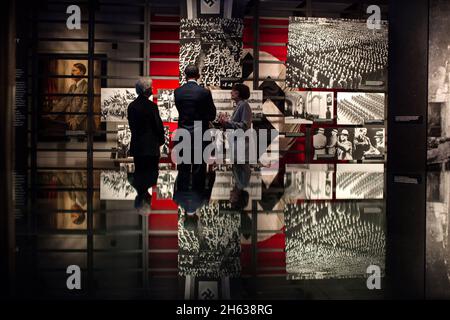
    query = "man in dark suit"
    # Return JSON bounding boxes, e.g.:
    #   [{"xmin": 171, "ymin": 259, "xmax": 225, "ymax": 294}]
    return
[
  {"xmin": 127, "ymin": 77, "xmax": 165, "ymax": 209},
  {"xmin": 174, "ymin": 65, "xmax": 216, "ymax": 191}
]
